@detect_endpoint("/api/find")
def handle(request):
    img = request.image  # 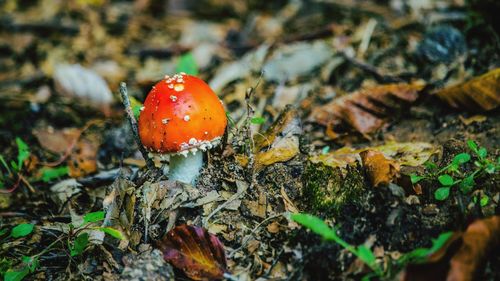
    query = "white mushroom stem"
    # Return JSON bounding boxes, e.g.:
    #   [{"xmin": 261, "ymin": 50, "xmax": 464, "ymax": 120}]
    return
[{"xmin": 168, "ymin": 150, "xmax": 203, "ymax": 184}]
